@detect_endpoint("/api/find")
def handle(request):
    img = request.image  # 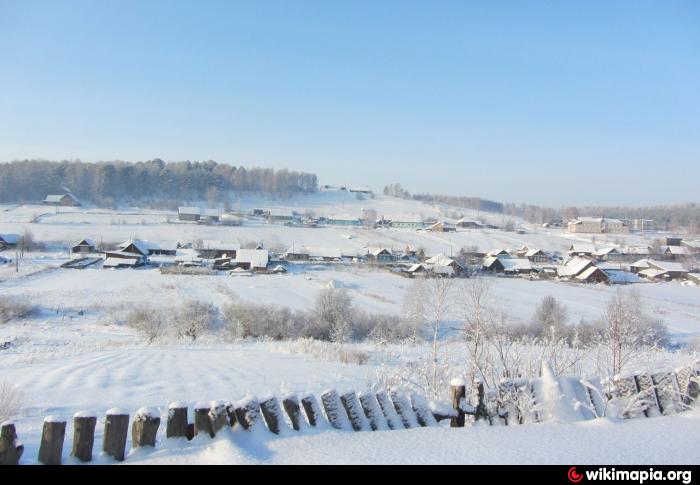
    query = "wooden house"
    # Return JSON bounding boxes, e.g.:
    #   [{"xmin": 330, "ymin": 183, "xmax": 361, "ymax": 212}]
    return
[
  {"xmin": 178, "ymin": 207, "xmax": 201, "ymax": 222},
  {"xmin": 0, "ymin": 233, "xmax": 21, "ymax": 250},
  {"xmin": 43, "ymin": 193, "xmax": 81, "ymax": 207},
  {"xmin": 71, "ymin": 239, "xmax": 97, "ymax": 255},
  {"xmin": 368, "ymin": 248, "xmax": 395, "ymax": 264},
  {"xmin": 428, "ymin": 221, "xmax": 456, "ymax": 233},
  {"xmin": 234, "ymin": 249, "xmax": 269, "ymax": 271}
]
